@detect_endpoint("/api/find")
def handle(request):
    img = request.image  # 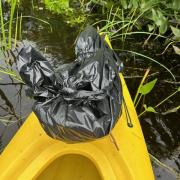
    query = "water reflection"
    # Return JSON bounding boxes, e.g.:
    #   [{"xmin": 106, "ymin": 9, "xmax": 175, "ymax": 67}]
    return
[{"xmin": 0, "ymin": 71, "xmax": 33, "ymax": 152}]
